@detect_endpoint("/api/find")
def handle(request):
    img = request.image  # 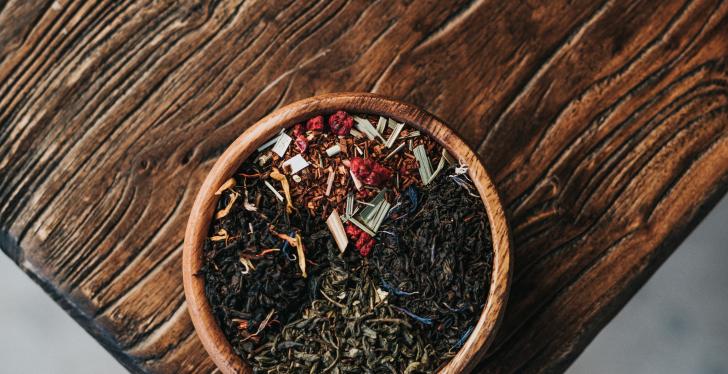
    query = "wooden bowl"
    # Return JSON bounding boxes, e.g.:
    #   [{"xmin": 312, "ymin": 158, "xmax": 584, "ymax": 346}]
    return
[{"xmin": 183, "ymin": 93, "xmax": 512, "ymax": 373}]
